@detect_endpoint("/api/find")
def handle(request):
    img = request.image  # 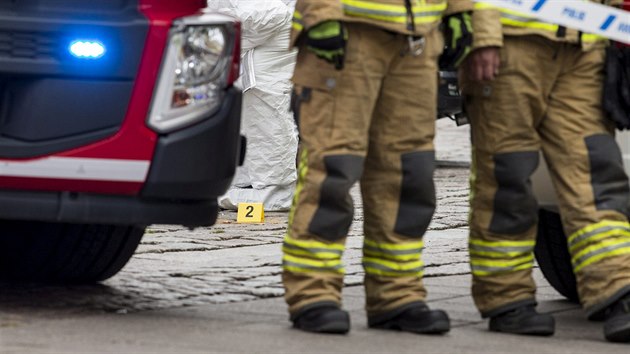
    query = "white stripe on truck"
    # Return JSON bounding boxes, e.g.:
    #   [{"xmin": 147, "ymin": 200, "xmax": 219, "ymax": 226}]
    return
[{"xmin": 0, "ymin": 157, "xmax": 150, "ymax": 182}]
